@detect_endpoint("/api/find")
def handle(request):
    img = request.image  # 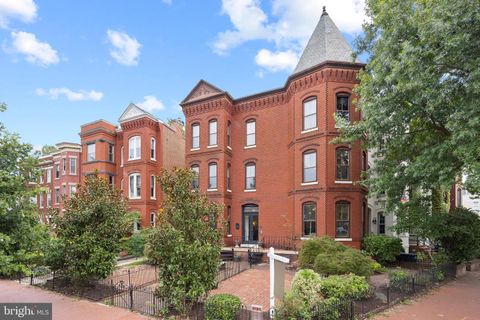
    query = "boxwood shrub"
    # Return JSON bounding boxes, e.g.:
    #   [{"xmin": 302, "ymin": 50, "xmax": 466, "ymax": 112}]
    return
[
  {"xmin": 313, "ymin": 247, "xmax": 374, "ymax": 278},
  {"xmin": 319, "ymin": 274, "xmax": 370, "ymax": 300},
  {"xmin": 205, "ymin": 294, "xmax": 242, "ymax": 320},
  {"xmin": 299, "ymin": 236, "xmax": 346, "ymax": 269},
  {"xmin": 362, "ymin": 234, "xmax": 403, "ymax": 264}
]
